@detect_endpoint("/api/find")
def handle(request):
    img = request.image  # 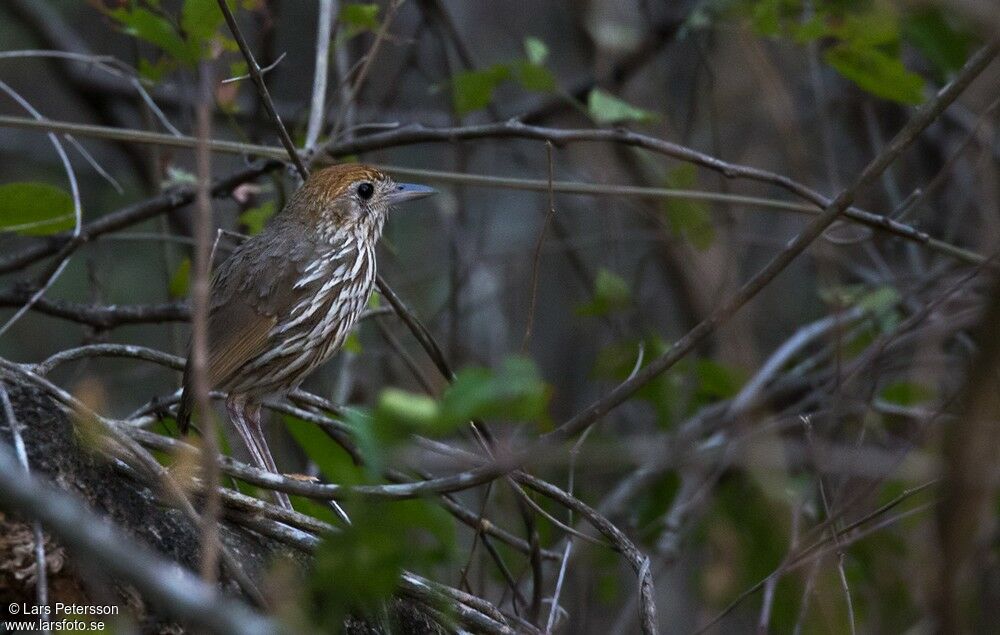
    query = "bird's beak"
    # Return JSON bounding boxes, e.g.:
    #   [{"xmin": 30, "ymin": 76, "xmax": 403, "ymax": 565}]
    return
[{"xmin": 387, "ymin": 182, "xmax": 436, "ymax": 205}]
